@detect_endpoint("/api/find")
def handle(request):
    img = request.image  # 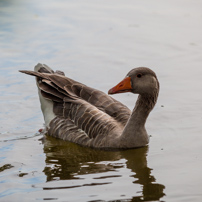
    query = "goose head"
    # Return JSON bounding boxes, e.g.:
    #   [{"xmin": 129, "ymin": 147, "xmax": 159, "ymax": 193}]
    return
[{"xmin": 108, "ymin": 67, "xmax": 159, "ymax": 96}]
